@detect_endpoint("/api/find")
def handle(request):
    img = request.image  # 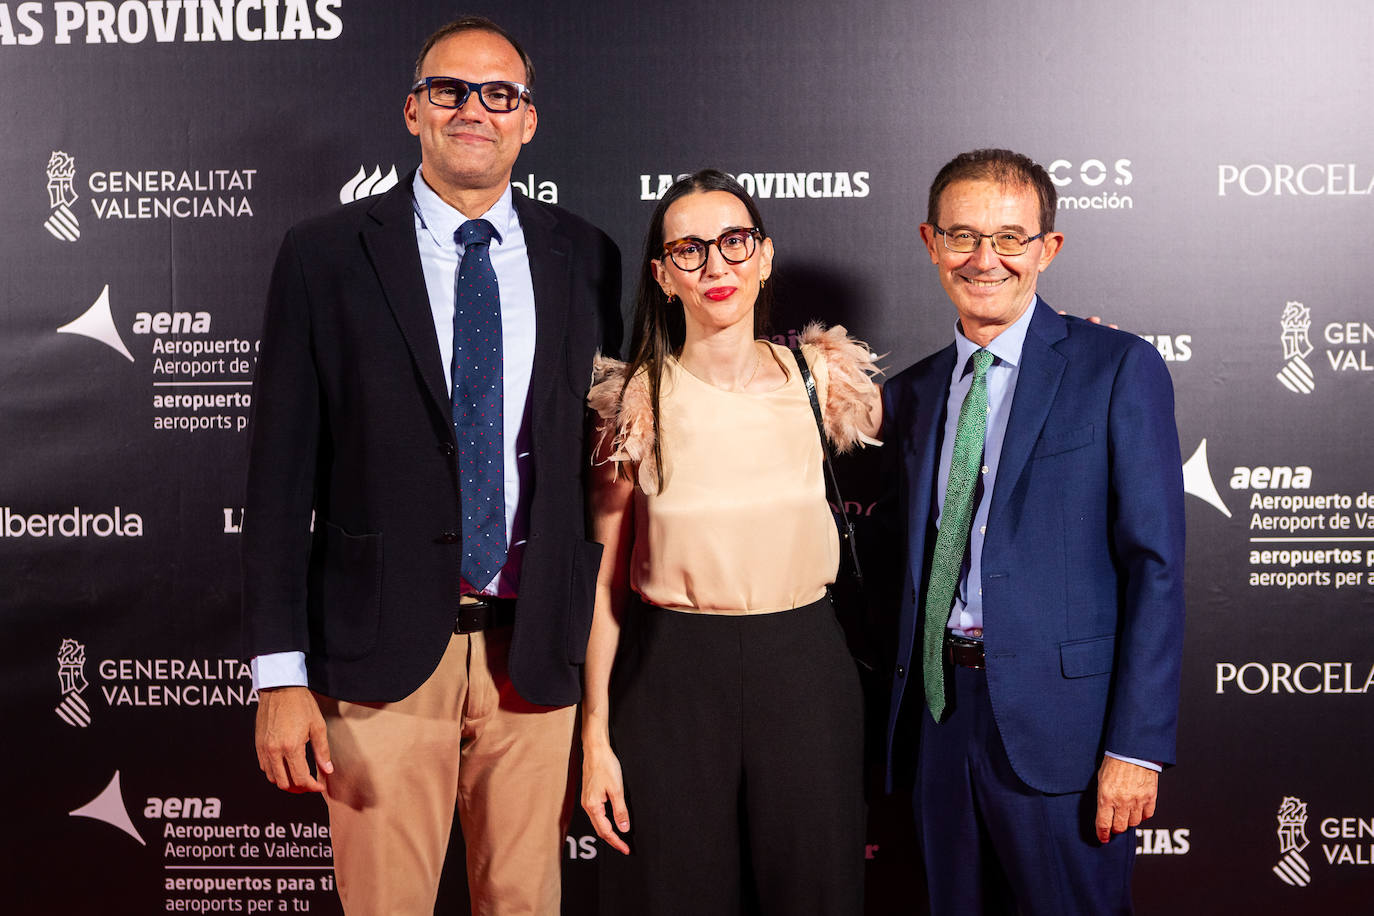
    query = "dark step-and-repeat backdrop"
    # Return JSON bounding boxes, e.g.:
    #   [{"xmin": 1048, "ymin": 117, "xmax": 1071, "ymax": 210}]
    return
[{"xmin": 3, "ymin": 2, "xmax": 1371, "ymax": 913}]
